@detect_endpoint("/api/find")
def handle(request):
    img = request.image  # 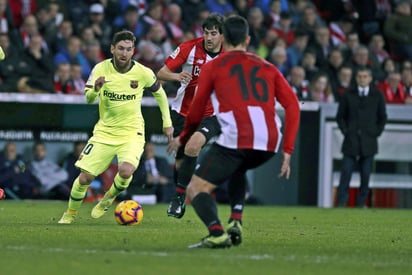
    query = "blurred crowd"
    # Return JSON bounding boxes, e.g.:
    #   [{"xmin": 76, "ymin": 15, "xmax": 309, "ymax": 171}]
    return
[{"xmin": 0, "ymin": 0, "xmax": 412, "ymax": 105}]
